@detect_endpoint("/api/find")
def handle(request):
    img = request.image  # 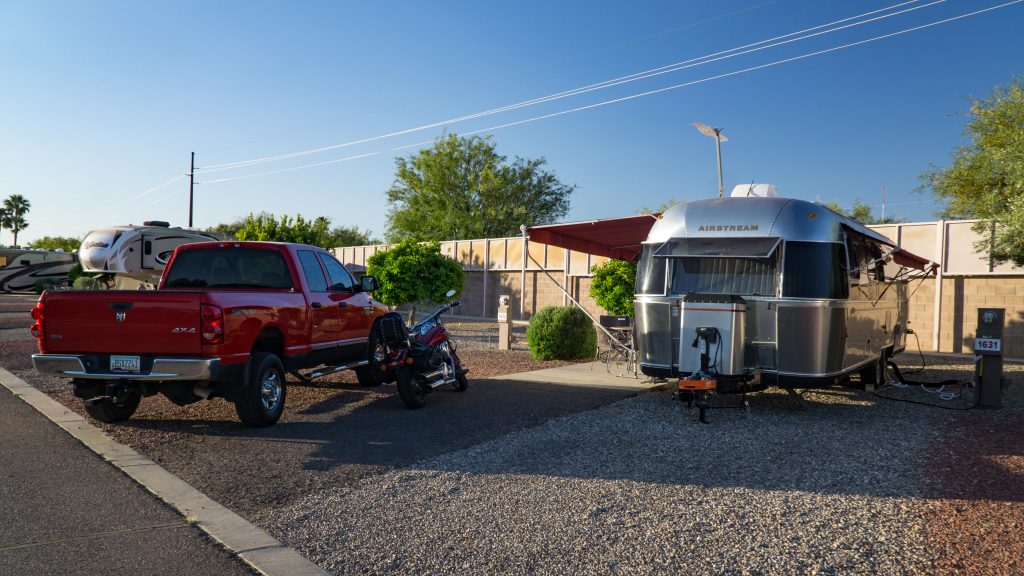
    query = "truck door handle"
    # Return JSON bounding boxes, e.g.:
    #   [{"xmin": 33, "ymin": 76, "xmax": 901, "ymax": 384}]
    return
[
  {"xmin": 311, "ymin": 302, "xmax": 322, "ymax": 309},
  {"xmin": 339, "ymin": 302, "xmax": 349, "ymax": 308}
]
